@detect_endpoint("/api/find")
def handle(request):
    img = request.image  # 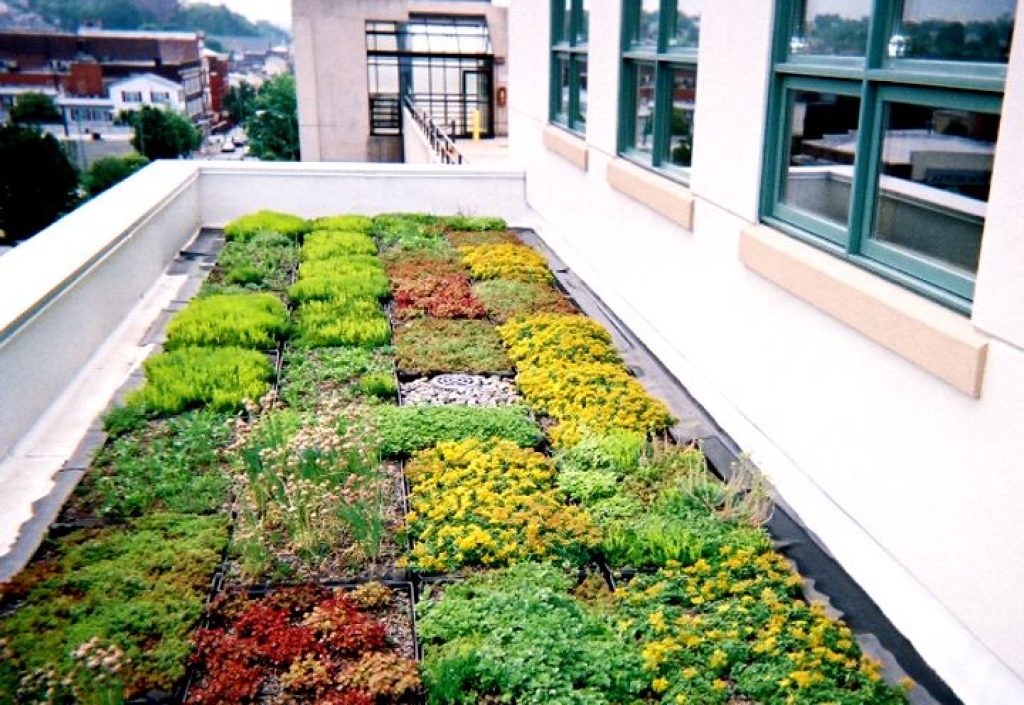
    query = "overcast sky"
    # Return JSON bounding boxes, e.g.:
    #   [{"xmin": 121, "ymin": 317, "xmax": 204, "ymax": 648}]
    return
[{"xmin": 186, "ymin": 0, "xmax": 292, "ymax": 29}]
